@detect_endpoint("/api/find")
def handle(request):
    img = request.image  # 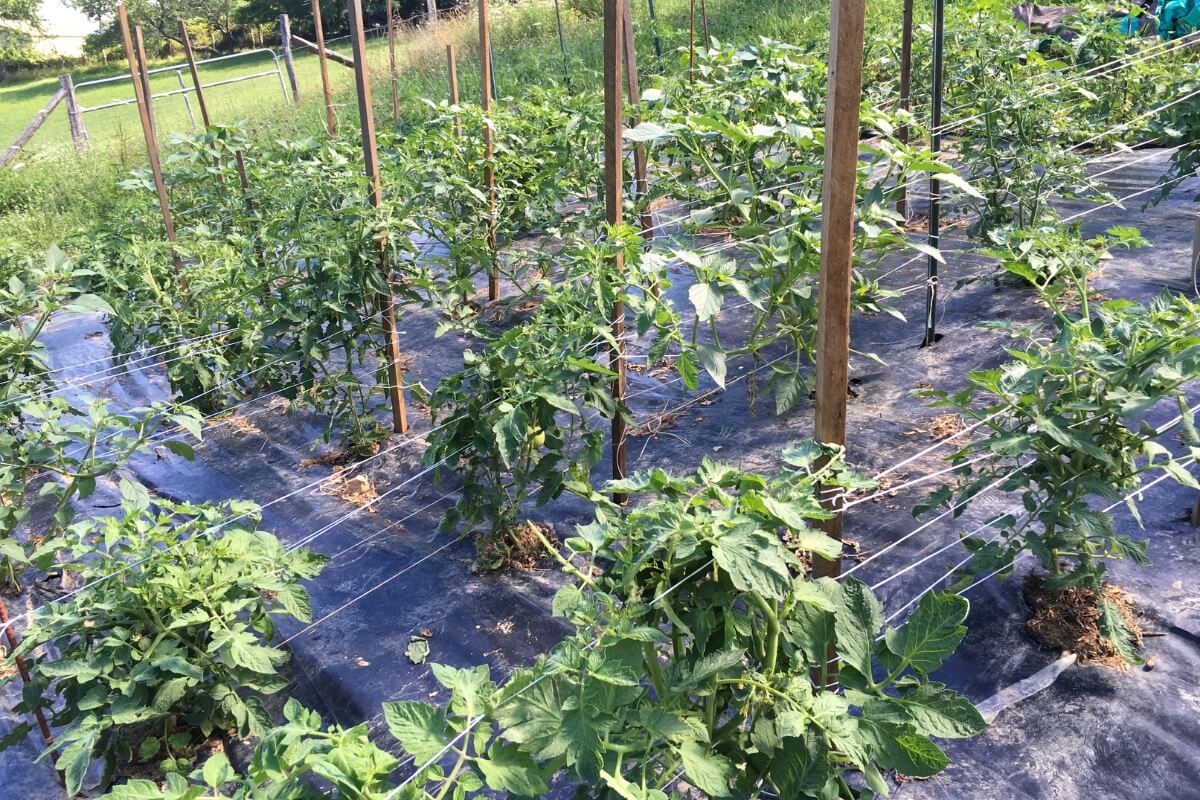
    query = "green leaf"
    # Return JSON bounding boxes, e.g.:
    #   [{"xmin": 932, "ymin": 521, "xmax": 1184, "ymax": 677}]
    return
[
  {"xmin": 769, "ymin": 730, "xmax": 830, "ymax": 796},
  {"xmin": 202, "ymin": 753, "xmax": 236, "ymax": 788},
  {"xmin": 882, "ymin": 593, "xmax": 969, "ymax": 676},
  {"xmin": 228, "ymin": 640, "xmax": 279, "ymax": 675},
  {"xmin": 382, "ymin": 701, "xmax": 448, "ymax": 762},
  {"xmin": 678, "ymin": 739, "xmax": 735, "ymax": 797},
  {"xmin": 696, "ymin": 343, "xmax": 726, "ymax": 388},
  {"xmin": 138, "ymin": 736, "xmax": 162, "ymax": 760},
  {"xmin": 712, "ymin": 525, "xmax": 792, "ymax": 601},
  {"xmin": 274, "ymin": 584, "xmax": 313, "ymax": 622},
  {"xmin": 492, "ymin": 405, "xmax": 529, "ymax": 469},
  {"xmin": 56, "ymin": 737, "xmax": 93, "ymax": 796},
  {"xmin": 152, "ymin": 677, "xmax": 190, "ymax": 712},
  {"xmin": 477, "ymin": 743, "xmax": 550, "ymax": 796},
  {"xmin": 838, "ymin": 577, "xmax": 884, "ymax": 679},
  {"xmin": 406, "ymin": 636, "xmax": 431, "ymax": 665},
  {"xmin": 562, "ymin": 704, "xmax": 605, "ymax": 781},
  {"xmin": 1098, "ymin": 598, "xmax": 1143, "ymax": 665},
  {"xmin": 896, "ymin": 682, "xmax": 986, "ymax": 739},
  {"xmin": 688, "ymin": 283, "xmax": 722, "ymax": 322}
]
